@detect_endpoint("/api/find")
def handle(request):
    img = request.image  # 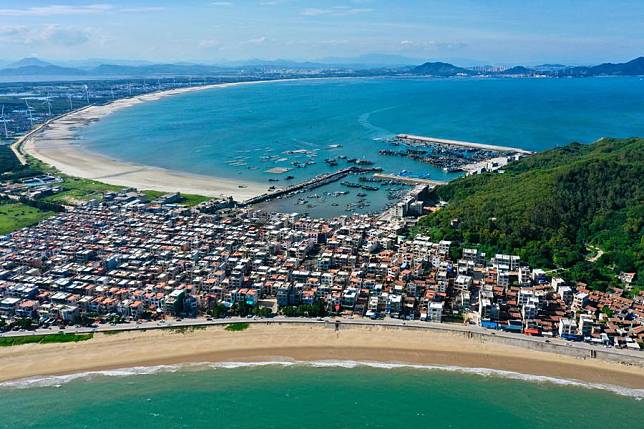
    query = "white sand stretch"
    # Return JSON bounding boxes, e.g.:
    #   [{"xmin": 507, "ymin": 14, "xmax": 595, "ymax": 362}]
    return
[{"xmin": 21, "ymin": 79, "xmax": 309, "ymax": 200}]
